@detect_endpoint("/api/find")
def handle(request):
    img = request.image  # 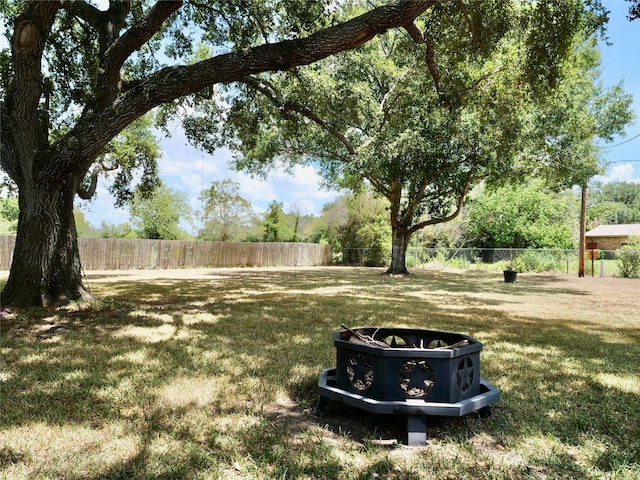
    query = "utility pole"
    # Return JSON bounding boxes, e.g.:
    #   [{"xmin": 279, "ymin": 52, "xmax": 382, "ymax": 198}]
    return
[{"xmin": 578, "ymin": 183, "xmax": 587, "ymax": 277}]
